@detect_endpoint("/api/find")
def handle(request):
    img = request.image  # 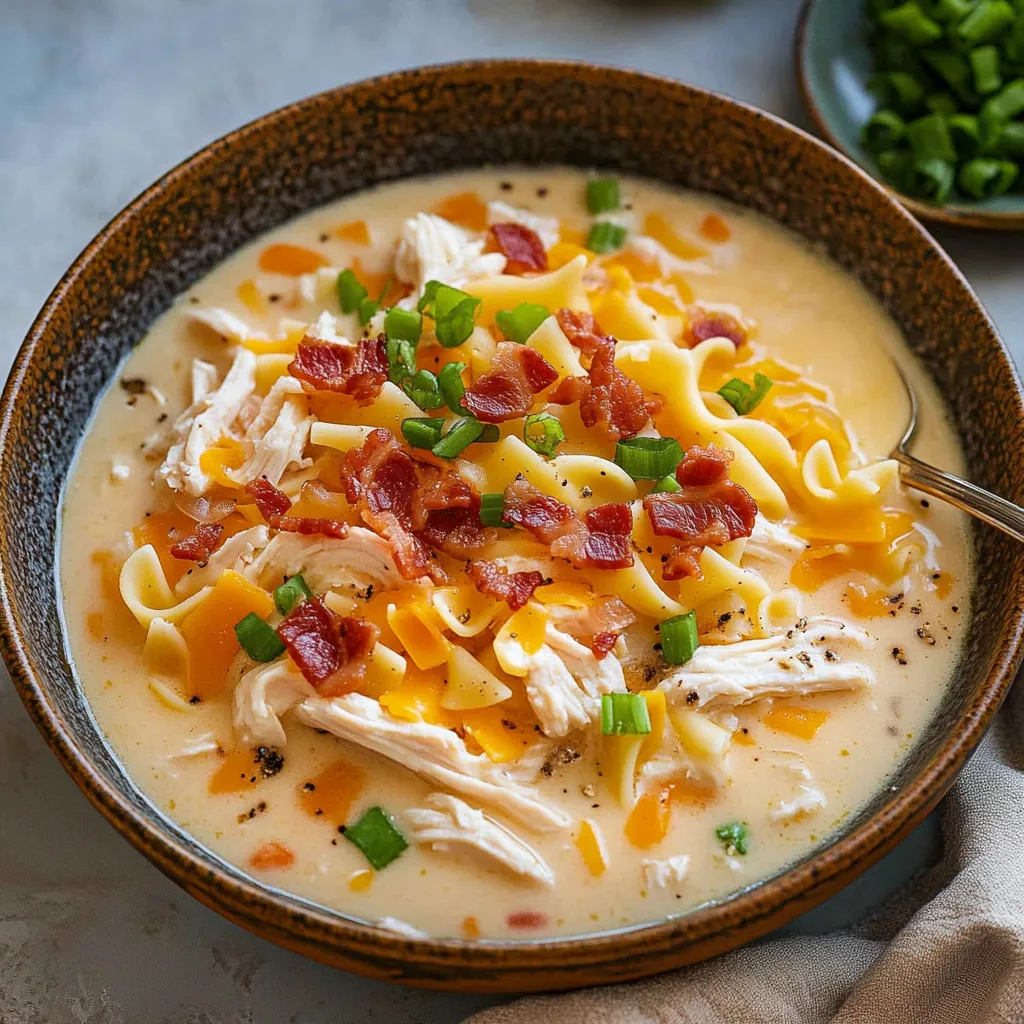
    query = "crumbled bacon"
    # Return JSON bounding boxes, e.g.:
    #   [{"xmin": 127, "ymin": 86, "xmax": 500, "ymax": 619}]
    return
[
  {"xmin": 549, "ymin": 334, "xmax": 656, "ymax": 441},
  {"xmin": 590, "ymin": 631, "xmax": 620, "ymax": 660},
  {"xmin": 340, "ymin": 430, "xmax": 496, "ymax": 582},
  {"xmin": 642, "ymin": 443, "xmax": 757, "ymax": 580},
  {"xmin": 276, "ymin": 598, "xmax": 379, "ymax": 694},
  {"xmin": 246, "ymin": 478, "xmax": 348, "ymax": 539},
  {"xmin": 170, "ymin": 523, "xmax": 224, "ymax": 561},
  {"xmin": 288, "ymin": 335, "xmax": 388, "ymax": 405},
  {"xmin": 489, "ymin": 223, "xmax": 547, "ymax": 274},
  {"xmin": 501, "ymin": 476, "xmax": 634, "ymax": 570},
  {"xmin": 555, "ymin": 309, "xmax": 613, "ymax": 359},
  {"xmin": 467, "ymin": 560, "xmax": 548, "ymax": 611},
  {"xmin": 683, "ymin": 307, "xmax": 748, "ymax": 349},
  {"xmin": 462, "ymin": 342, "xmax": 558, "ymax": 423}
]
